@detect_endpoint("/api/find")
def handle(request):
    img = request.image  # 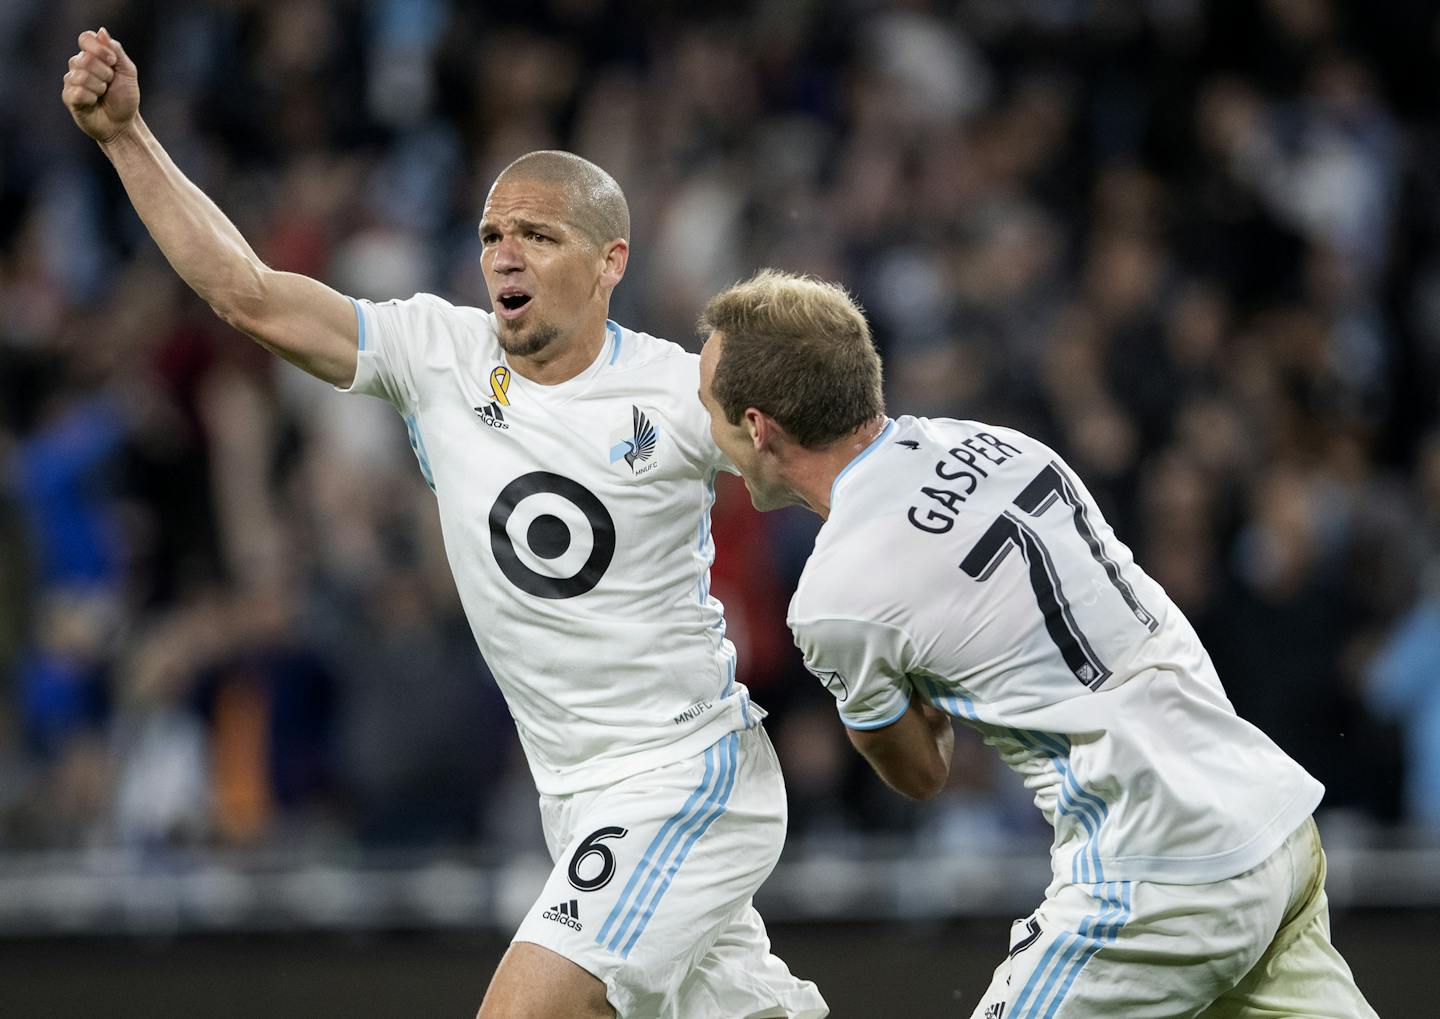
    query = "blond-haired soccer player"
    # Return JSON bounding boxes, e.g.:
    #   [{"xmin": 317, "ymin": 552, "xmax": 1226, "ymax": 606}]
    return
[
  {"xmin": 62, "ymin": 29, "xmax": 826, "ymax": 1019},
  {"xmin": 696, "ymin": 269, "xmax": 1379, "ymax": 1018}
]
